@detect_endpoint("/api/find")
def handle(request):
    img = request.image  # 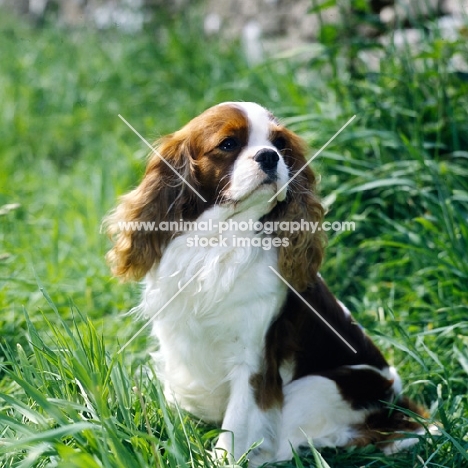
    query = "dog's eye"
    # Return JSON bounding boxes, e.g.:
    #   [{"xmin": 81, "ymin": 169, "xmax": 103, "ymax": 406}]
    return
[
  {"xmin": 218, "ymin": 137, "xmax": 240, "ymax": 152},
  {"xmin": 272, "ymin": 136, "xmax": 287, "ymax": 151}
]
